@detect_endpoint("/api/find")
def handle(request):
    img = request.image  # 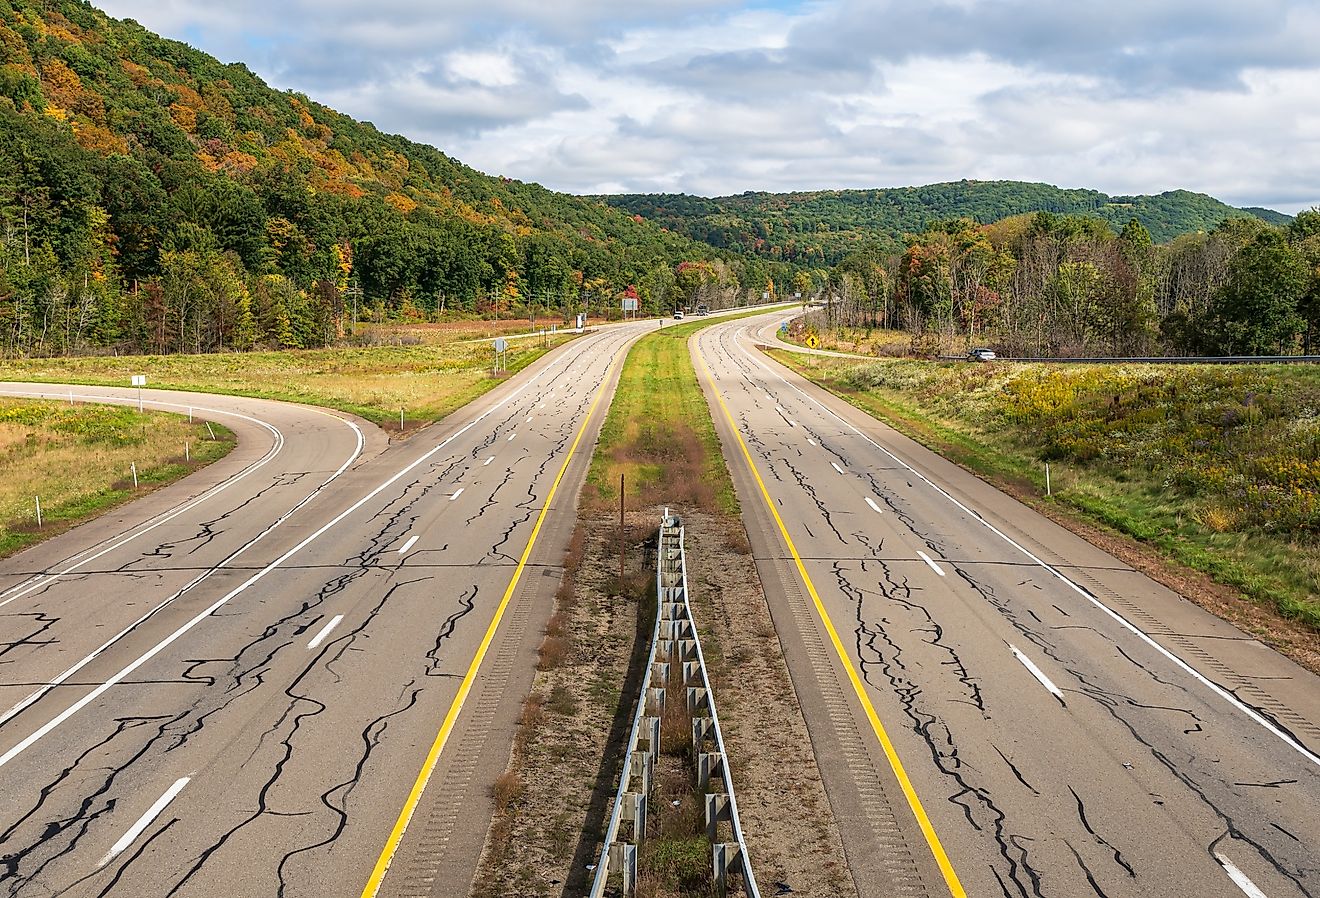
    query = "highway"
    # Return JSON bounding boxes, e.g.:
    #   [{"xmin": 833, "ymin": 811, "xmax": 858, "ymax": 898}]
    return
[
  {"xmin": 1, "ymin": 303, "xmax": 1316, "ymax": 898},
  {"xmin": 694, "ymin": 311, "xmax": 1320, "ymax": 898},
  {"xmin": 0, "ymin": 319, "xmax": 647, "ymax": 897}
]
